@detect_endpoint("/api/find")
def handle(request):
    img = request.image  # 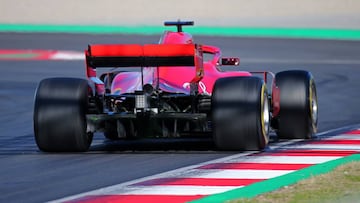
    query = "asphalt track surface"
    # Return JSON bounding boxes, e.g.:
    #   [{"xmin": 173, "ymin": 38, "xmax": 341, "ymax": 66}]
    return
[{"xmin": 1, "ymin": 33, "xmax": 360, "ymax": 202}]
